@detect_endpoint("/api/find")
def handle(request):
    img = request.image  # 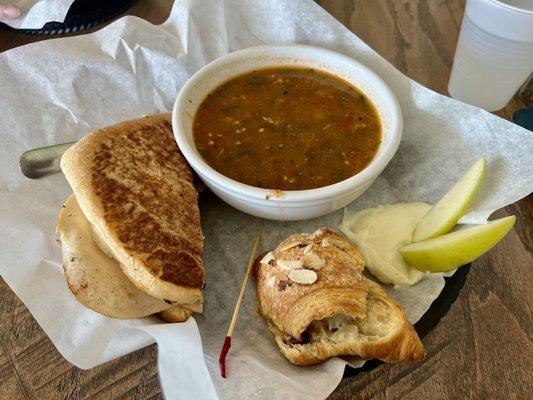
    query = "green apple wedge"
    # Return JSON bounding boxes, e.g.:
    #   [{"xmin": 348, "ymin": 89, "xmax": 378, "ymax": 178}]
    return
[
  {"xmin": 413, "ymin": 158, "xmax": 487, "ymax": 242},
  {"xmin": 400, "ymin": 215, "xmax": 516, "ymax": 273}
]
